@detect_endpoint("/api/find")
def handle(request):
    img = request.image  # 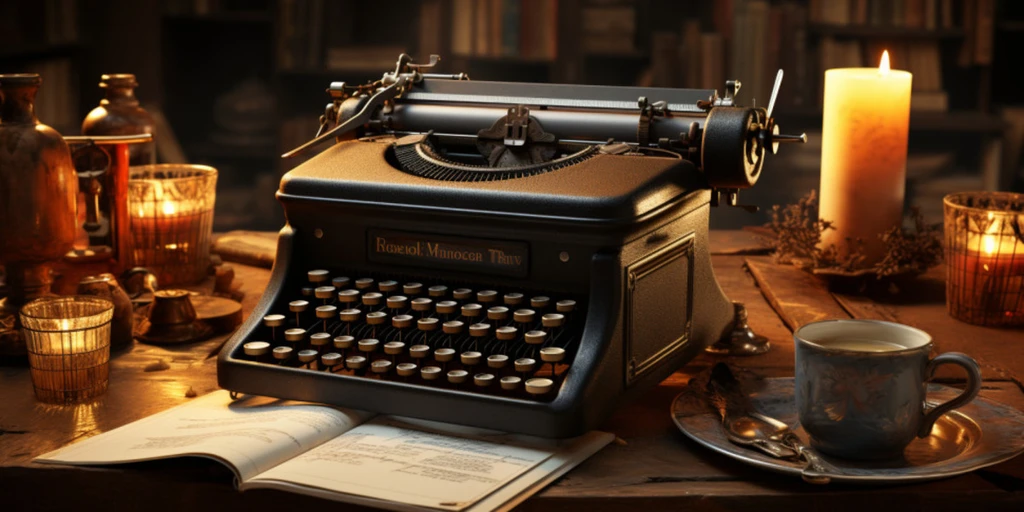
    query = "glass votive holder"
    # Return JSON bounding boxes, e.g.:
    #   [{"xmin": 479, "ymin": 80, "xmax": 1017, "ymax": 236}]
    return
[
  {"xmin": 128, "ymin": 164, "xmax": 217, "ymax": 286},
  {"xmin": 944, "ymin": 191, "xmax": 1024, "ymax": 327},
  {"xmin": 20, "ymin": 296, "xmax": 115, "ymax": 404}
]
